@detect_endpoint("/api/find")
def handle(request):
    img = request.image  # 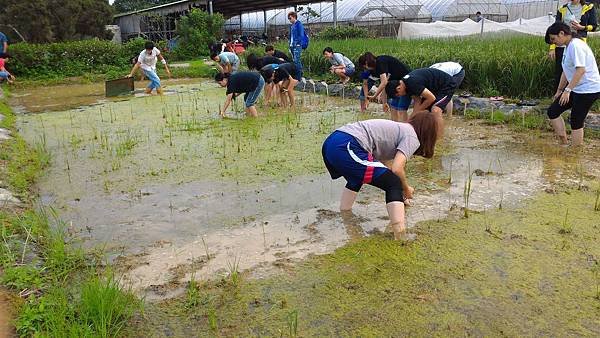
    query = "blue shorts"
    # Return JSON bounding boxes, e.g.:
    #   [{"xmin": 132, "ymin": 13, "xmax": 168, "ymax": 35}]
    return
[
  {"xmin": 243, "ymin": 76, "xmax": 265, "ymax": 107},
  {"xmin": 388, "ymin": 95, "xmax": 411, "ymax": 111},
  {"xmin": 345, "ymin": 66, "xmax": 355, "ymax": 76},
  {"xmin": 322, "ymin": 131, "xmax": 390, "ymax": 192}
]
